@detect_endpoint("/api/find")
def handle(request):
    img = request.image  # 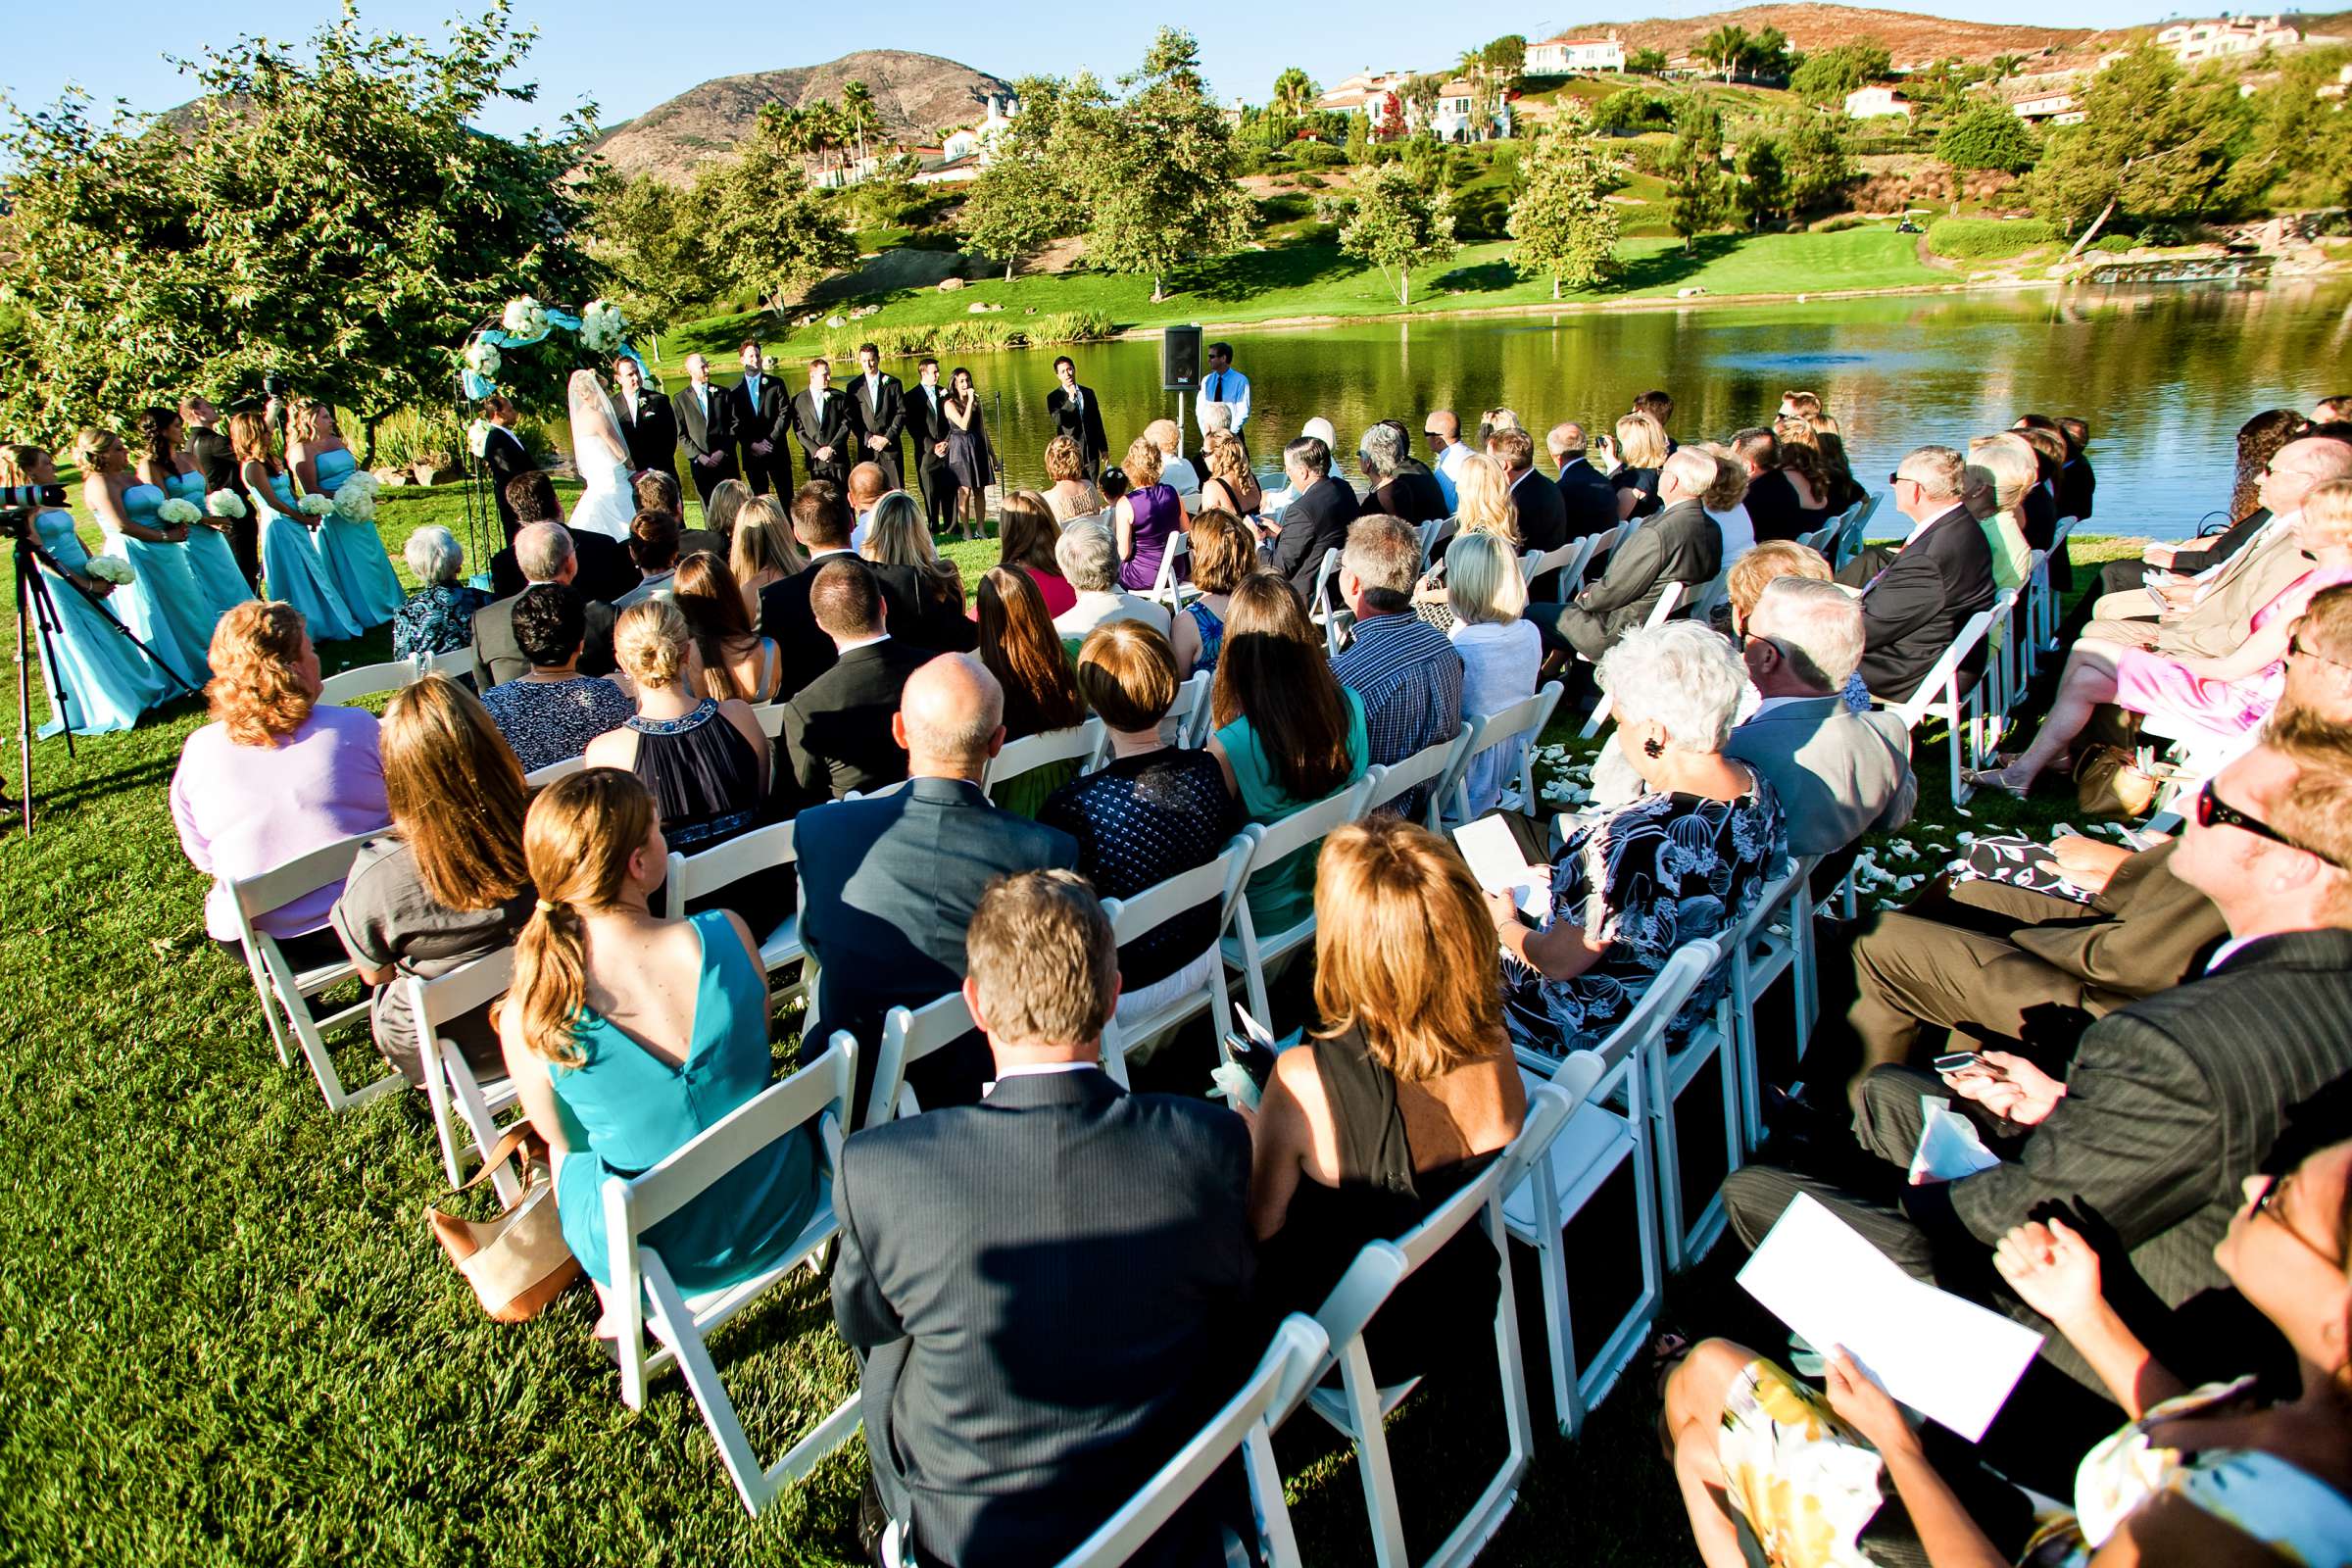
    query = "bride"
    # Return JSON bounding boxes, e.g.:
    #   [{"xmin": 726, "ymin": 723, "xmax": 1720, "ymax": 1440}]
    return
[{"xmin": 565, "ymin": 368, "xmax": 635, "ymax": 541}]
